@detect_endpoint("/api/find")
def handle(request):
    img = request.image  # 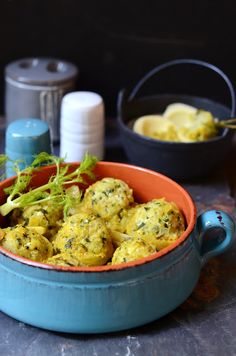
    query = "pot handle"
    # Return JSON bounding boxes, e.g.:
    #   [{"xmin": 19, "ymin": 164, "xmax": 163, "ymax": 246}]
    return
[
  {"xmin": 196, "ymin": 210, "xmax": 235, "ymax": 266},
  {"xmin": 128, "ymin": 59, "xmax": 236, "ymax": 117}
]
